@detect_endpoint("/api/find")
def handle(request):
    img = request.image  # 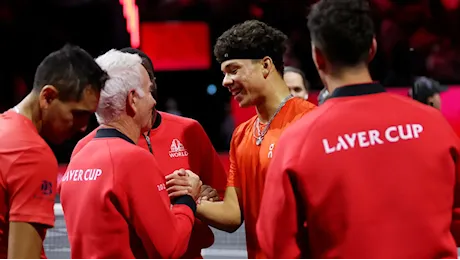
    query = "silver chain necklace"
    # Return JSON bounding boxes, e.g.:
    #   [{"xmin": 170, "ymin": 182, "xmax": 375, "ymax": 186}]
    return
[{"xmin": 253, "ymin": 94, "xmax": 293, "ymax": 146}]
